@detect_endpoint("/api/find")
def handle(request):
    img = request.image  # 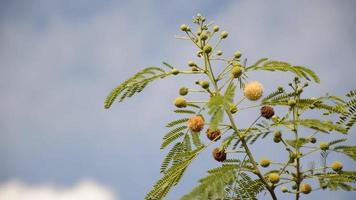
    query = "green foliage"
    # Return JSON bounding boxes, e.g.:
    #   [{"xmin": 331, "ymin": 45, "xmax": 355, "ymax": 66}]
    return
[
  {"xmin": 105, "ymin": 67, "xmax": 169, "ymax": 109},
  {"xmin": 338, "ymin": 90, "xmax": 356, "ymax": 131},
  {"xmin": 317, "ymin": 171, "xmax": 356, "ymax": 191},
  {"xmin": 207, "ymin": 83, "xmax": 236, "ymax": 131},
  {"xmin": 181, "ymin": 164, "xmax": 264, "ymax": 200},
  {"xmin": 161, "ymin": 126, "xmax": 187, "ymax": 149},
  {"xmin": 246, "ymin": 59, "xmax": 320, "ymax": 83},
  {"xmin": 333, "ymin": 145, "xmax": 356, "ymax": 161}
]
